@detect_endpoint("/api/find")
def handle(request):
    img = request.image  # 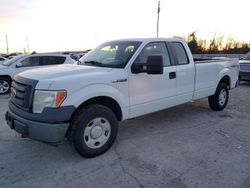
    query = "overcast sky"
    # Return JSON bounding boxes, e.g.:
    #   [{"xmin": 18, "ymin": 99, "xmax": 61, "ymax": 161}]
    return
[{"xmin": 0, "ymin": 0, "xmax": 249, "ymax": 53}]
